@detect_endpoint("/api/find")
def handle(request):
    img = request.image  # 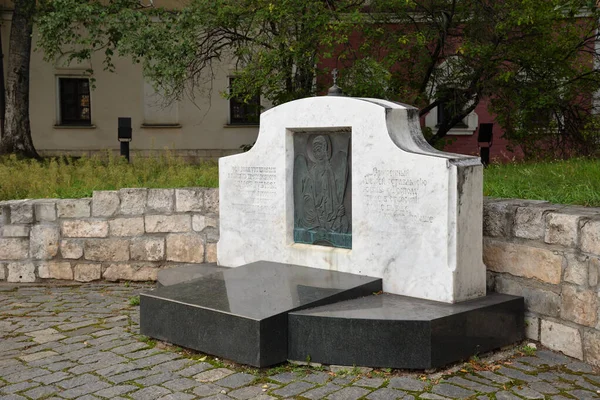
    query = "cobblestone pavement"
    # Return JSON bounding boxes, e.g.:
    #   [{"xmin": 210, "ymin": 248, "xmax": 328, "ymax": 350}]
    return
[{"xmin": 1, "ymin": 283, "xmax": 599, "ymax": 400}]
